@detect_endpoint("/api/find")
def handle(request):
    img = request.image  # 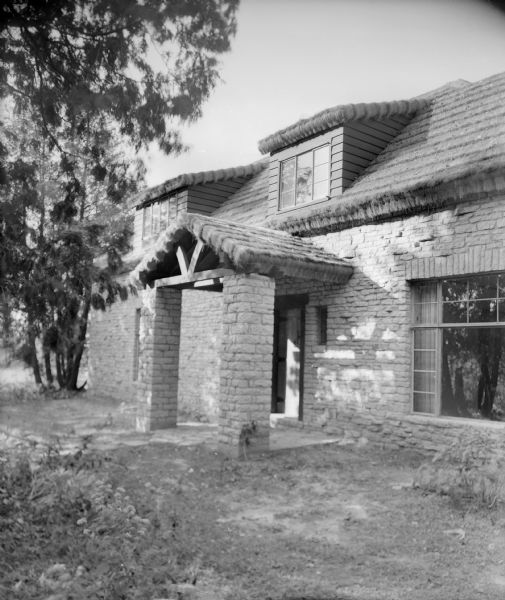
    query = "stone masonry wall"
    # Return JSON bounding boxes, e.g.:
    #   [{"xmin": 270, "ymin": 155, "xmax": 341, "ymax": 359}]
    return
[
  {"xmin": 88, "ymin": 287, "xmax": 223, "ymax": 424},
  {"xmin": 88, "ymin": 294, "xmax": 141, "ymax": 408},
  {"xmin": 90, "ymin": 190, "xmax": 505, "ymax": 453},
  {"xmin": 219, "ymin": 273, "xmax": 275, "ymax": 456},
  {"xmin": 277, "ymin": 191, "xmax": 505, "ymax": 452},
  {"xmin": 136, "ymin": 286, "xmax": 181, "ymax": 431},
  {"xmin": 178, "ymin": 289, "xmax": 223, "ymax": 422}
]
